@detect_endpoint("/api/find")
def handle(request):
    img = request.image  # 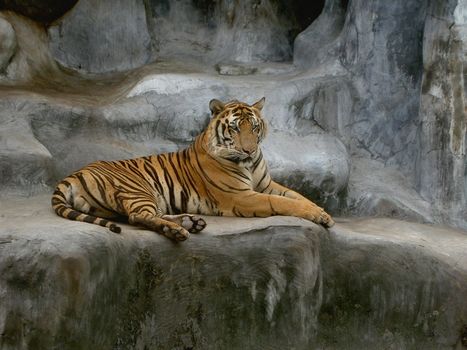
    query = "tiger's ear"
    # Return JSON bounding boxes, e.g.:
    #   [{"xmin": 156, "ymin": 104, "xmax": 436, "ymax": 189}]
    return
[
  {"xmin": 209, "ymin": 99, "xmax": 225, "ymax": 115},
  {"xmin": 252, "ymin": 97, "xmax": 266, "ymax": 111}
]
